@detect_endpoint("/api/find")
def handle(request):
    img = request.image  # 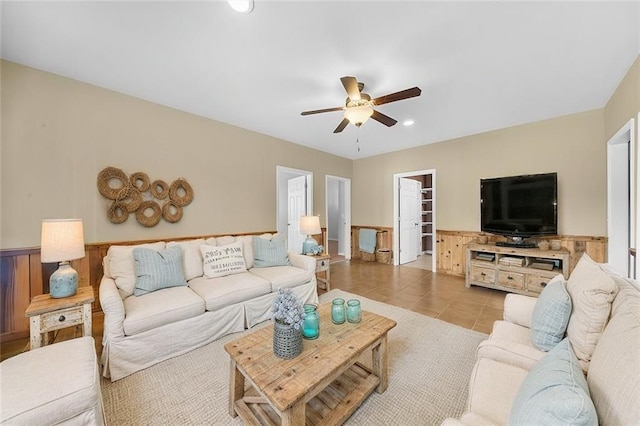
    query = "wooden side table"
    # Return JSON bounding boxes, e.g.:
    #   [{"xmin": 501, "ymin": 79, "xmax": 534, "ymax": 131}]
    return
[
  {"xmin": 25, "ymin": 286, "xmax": 94, "ymax": 350},
  {"xmin": 313, "ymin": 253, "xmax": 331, "ymax": 291}
]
